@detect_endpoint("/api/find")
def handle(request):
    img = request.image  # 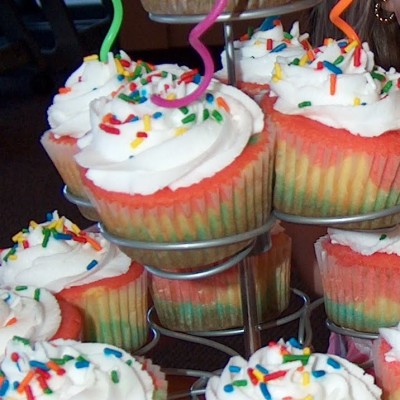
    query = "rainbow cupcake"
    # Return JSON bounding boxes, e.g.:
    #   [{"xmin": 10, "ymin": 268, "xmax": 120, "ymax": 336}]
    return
[
  {"xmin": 315, "ymin": 225, "xmax": 400, "ymax": 333},
  {"xmin": 205, "ymin": 338, "xmax": 382, "ymax": 399},
  {"xmin": 0, "ymin": 211, "xmax": 148, "ymax": 351},
  {"xmin": 374, "ymin": 323, "xmax": 400, "ymax": 400},
  {"xmin": 76, "ymin": 64, "xmax": 273, "ymax": 269},
  {"xmin": 0, "ymin": 337, "xmax": 168, "ymax": 400},
  {"xmin": 150, "ymin": 222, "xmax": 291, "ymax": 331},
  {"xmin": 266, "ymin": 37, "xmax": 400, "ymax": 229},
  {"xmin": 215, "ymin": 17, "xmax": 310, "ymax": 102}
]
